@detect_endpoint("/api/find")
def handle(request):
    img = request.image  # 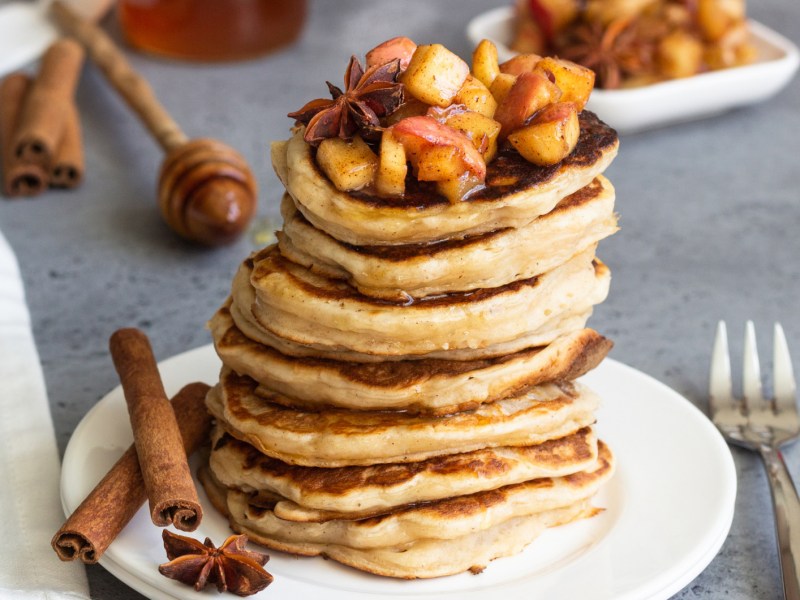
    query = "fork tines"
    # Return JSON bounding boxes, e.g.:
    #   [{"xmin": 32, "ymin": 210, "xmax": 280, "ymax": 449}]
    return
[{"xmin": 711, "ymin": 320, "xmax": 797, "ymax": 414}]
